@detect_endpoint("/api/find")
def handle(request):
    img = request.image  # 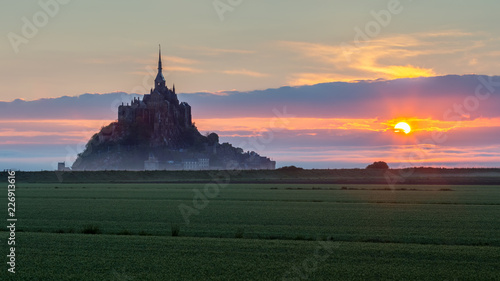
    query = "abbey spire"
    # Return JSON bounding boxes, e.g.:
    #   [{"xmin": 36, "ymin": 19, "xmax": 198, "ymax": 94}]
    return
[
  {"xmin": 158, "ymin": 44, "xmax": 162, "ymax": 72},
  {"xmin": 155, "ymin": 44, "xmax": 166, "ymax": 89}
]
